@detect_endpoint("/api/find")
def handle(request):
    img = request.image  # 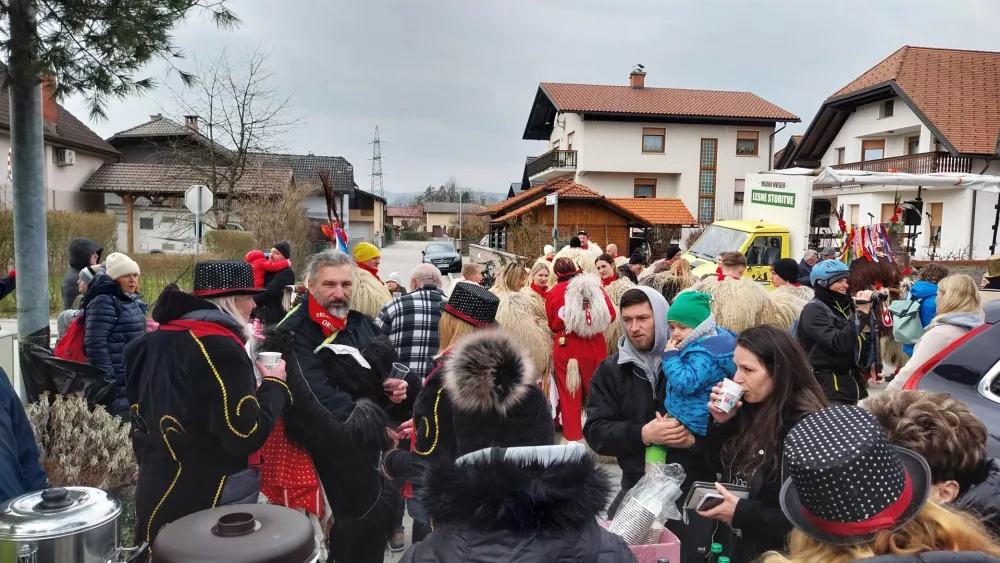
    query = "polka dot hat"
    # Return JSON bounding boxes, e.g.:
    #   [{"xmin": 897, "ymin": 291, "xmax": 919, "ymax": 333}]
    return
[
  {"xmin": 192, "ymin": 260, "xmax": 265, "ymax": 298},
  {"xmin": 778, "ymin": 405, "xmax": 931, "ymax": 546},
  {"xmin": 442, "ymin": 282, "xmax": 499, "ymax": 327}
]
